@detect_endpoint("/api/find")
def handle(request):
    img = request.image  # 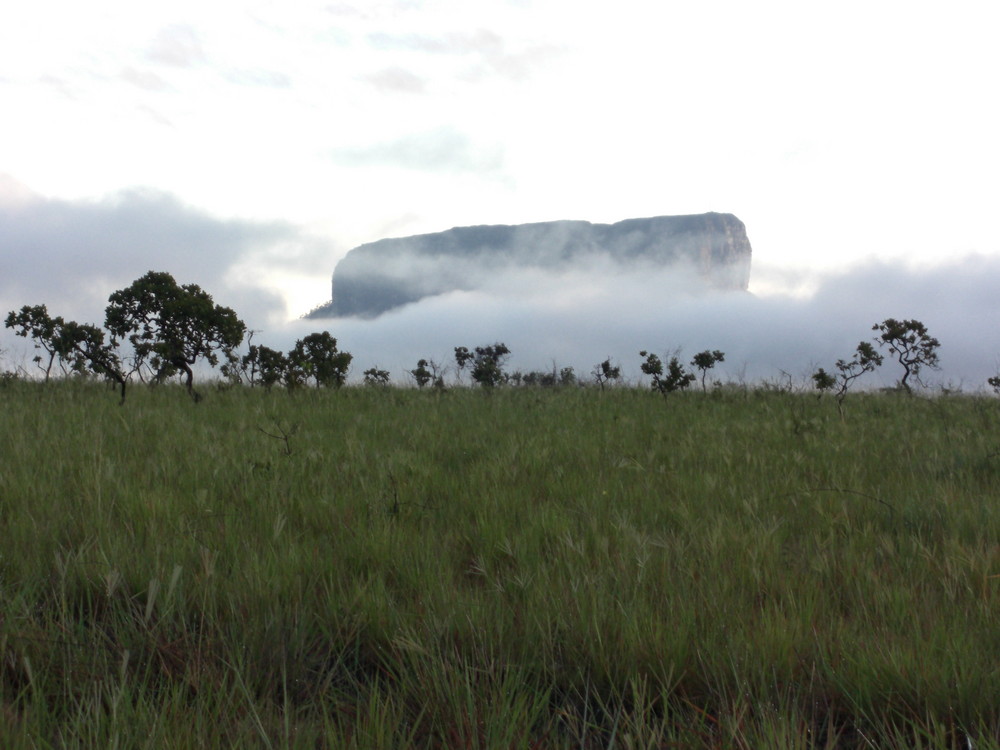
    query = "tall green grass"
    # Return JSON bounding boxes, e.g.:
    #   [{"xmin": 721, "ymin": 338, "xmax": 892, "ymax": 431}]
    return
[{"xmin": 2, "ymin": 379, "xmax": 1000, "ymax": 747}]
